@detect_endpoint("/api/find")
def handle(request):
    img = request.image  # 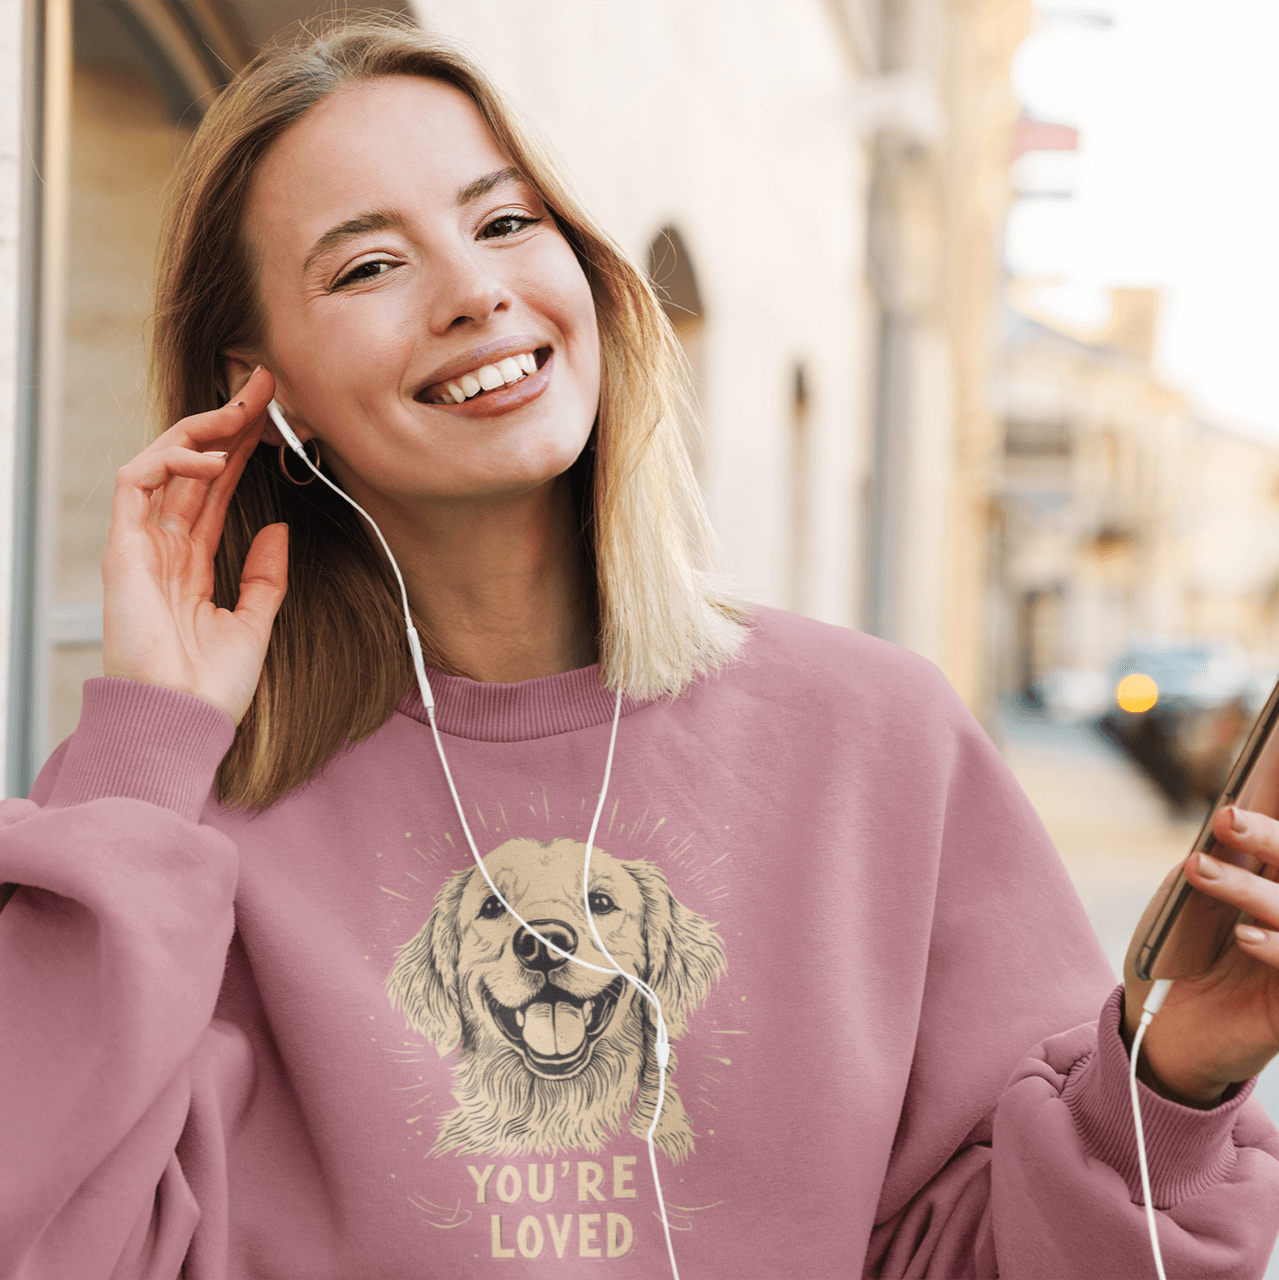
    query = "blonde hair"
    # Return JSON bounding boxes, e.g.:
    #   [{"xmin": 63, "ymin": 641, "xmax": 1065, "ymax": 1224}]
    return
[{"xmin": 150, "ymin": 16, "xmax": 746, "ymax": 809}]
